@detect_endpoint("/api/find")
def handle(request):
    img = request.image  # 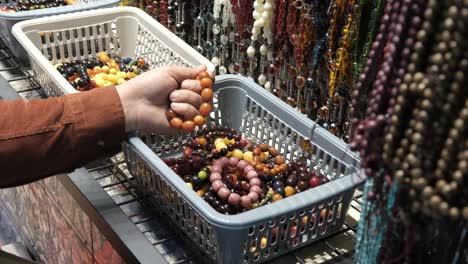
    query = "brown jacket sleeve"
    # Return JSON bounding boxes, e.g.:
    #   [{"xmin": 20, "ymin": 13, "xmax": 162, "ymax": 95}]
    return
[{"xmin": 0, "ymin": 86, "xmax": 126, "ymax": 188}]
